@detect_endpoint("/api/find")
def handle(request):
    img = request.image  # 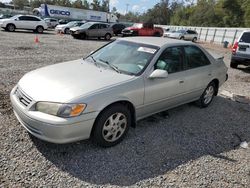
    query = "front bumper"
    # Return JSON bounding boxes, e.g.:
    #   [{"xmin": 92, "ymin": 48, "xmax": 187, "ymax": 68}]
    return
[{"xmin": 10, "ymin": 87, "xmax": 98, "ymax": 144}]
